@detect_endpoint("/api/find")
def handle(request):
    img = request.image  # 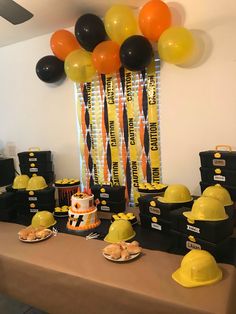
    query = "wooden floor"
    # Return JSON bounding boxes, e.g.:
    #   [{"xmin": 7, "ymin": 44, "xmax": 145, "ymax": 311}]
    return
[{"xmin": 0, "ymin": 293, "xmax": 46, "ymax": 314}]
